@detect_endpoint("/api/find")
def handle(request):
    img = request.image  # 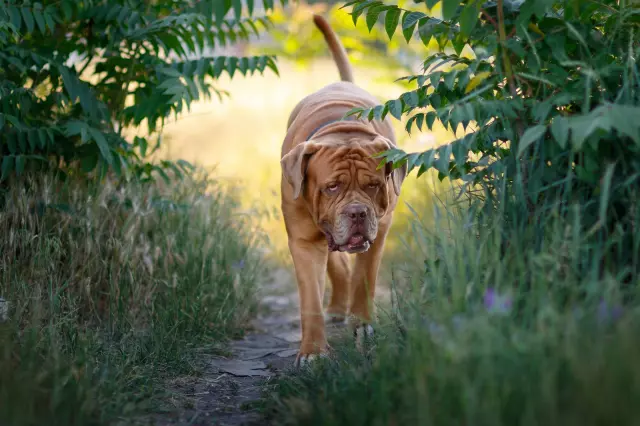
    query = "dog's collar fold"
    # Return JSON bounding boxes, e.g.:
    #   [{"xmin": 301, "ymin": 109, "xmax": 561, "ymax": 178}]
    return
[{"xmin": 306, "ymin": 115, "xmax": 358, "ymax": 141}]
